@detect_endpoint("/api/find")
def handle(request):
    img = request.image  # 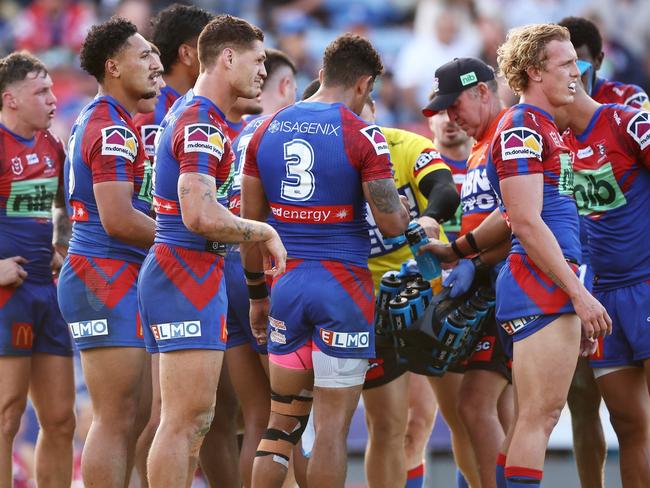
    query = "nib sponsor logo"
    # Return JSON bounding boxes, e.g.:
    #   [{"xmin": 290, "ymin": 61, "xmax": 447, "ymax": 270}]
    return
[
  {"xmin": 500, "ymin": 127, "xmax": 542, "ymax": 161},
  {"xmin": 101, "ymin": 126, "xmax": 137, "ymax": 161},
  {"xmin": 627, "ymin": 111, "xmax": 650, "ymax": 150},
  {"xmin": 360, "ymin": 125, "xmax": 390, "ymax": 155},
  {"xmin": 184, "ymin": 124, "xmax": 225, "ymax": 159}
]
